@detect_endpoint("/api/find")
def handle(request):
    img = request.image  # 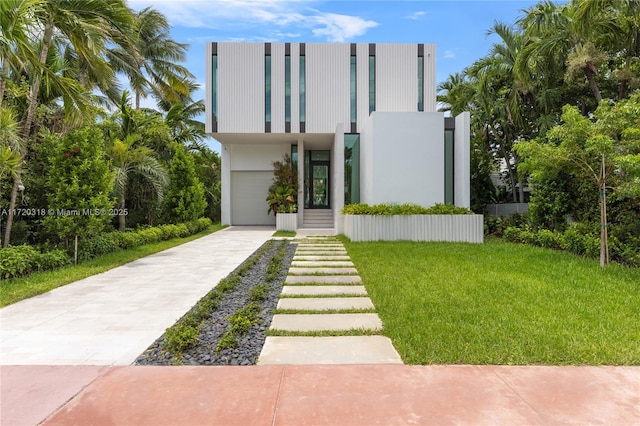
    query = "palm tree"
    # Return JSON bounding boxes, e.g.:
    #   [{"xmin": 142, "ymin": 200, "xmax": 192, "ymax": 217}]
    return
[
  {"xmin": 108, "ymin": 7, "xmax": 193, "ymax": 110},
  {"xmin": 109, "ymin": 135, "xmax": 169, "ymax": 231},
  {"xmin": 518, "ymin": 0, "xmax": 617, "ymax": 103},
  {"xmin": 3, "ymin": 0, "xmax": 133, "ymax": 247},
  {"xmin": 0, "ymin": 0, "xmax": 42, "ymax": 107},
  {"xmin": 106, "ymin": 92, "xmax": 169, "ymax": 230}
]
